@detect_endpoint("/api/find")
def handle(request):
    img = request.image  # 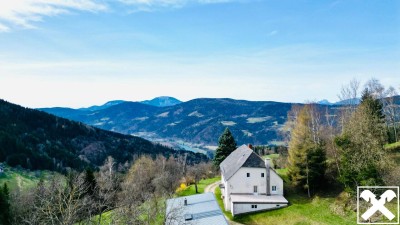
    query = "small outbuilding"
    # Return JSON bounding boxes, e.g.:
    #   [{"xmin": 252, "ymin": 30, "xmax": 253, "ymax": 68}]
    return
[{"xmin": 165, "ymin": 192, "xmax": 228, "ymax": 225}]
